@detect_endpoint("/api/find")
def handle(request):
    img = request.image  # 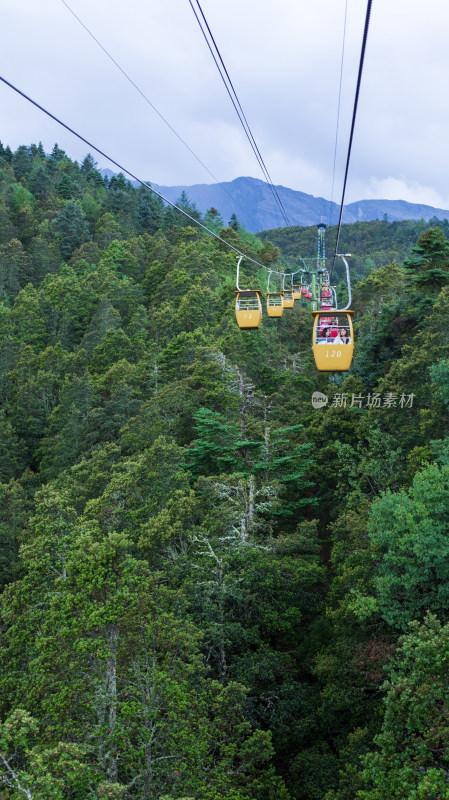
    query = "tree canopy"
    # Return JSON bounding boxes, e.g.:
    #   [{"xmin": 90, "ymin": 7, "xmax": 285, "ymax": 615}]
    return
[{"xmin": 1, "ymin": 141, "xmax": 449, "ymax": 799}]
